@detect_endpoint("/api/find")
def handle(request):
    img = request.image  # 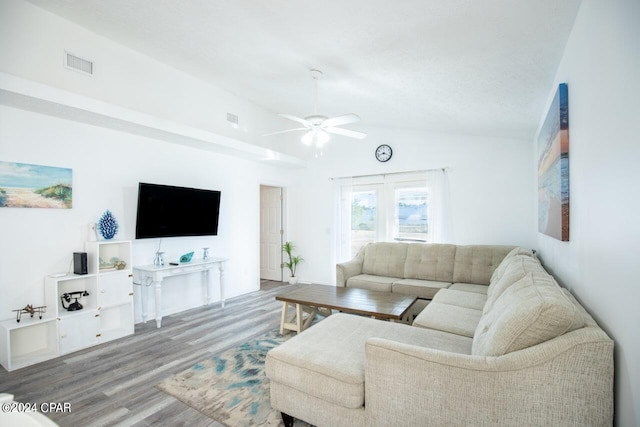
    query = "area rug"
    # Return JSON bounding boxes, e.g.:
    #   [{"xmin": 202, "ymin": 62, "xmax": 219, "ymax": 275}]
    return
[{"xmin": 157, "ymin": 329, "xmax": 304, "ymax": 427}]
